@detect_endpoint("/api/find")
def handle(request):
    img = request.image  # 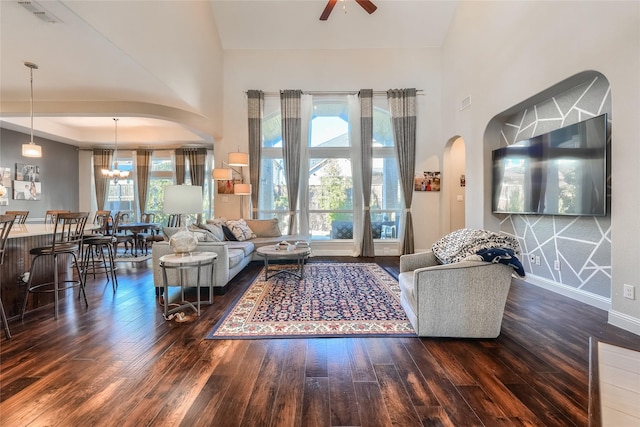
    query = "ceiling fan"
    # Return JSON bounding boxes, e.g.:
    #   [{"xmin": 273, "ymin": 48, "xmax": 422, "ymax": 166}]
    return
[{"xmin": 320, "ymin": 0, "xmax": 377, "ymax": 21}]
